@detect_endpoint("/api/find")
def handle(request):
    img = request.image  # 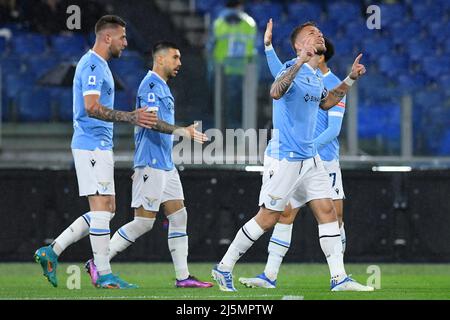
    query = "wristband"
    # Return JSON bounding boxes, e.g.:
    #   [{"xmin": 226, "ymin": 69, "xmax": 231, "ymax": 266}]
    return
[
  {"xmin": 344, "ymin": 76, "xmax": 355, "ymax": 86},
  {"xmin": 264, "ymin": 44, "xmax": 274, "ymax": 51}
]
